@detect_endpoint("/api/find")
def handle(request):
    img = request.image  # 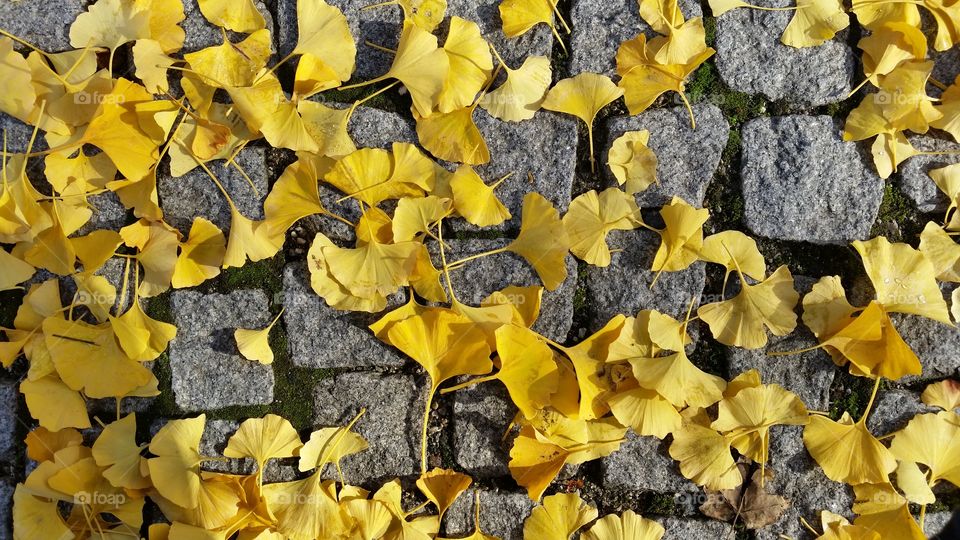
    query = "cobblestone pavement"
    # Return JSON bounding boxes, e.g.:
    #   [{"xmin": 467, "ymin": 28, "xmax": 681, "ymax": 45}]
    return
[{"xmin": 0, "ymin": 0, "xmax": 958, "ymax": 538}]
